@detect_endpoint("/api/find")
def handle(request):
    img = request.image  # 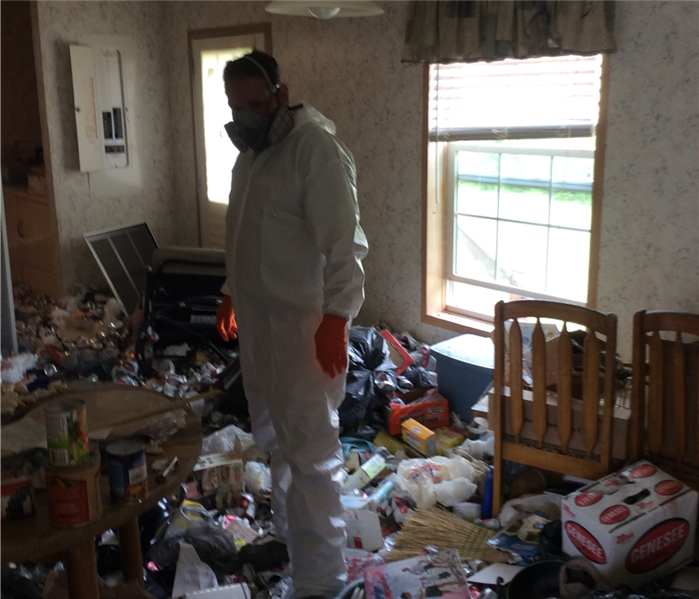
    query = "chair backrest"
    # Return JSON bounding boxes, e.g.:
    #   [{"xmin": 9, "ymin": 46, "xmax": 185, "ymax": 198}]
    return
[
  {"xmin": 492, "ymin": 300, "xmax": 618, "ymax": 515},
  {"xmin": 629, "ymin": 311, "xmax": 699, "ymax": 488}
]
